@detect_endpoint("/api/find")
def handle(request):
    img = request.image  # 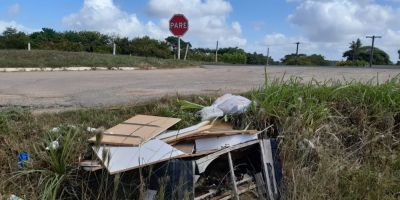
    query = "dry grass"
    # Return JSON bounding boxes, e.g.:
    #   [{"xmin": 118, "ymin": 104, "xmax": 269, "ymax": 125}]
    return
[
  {"xmin": 0, "ymin": 50, "xmax": 199, "ymax": 69},
  {"xmin": 0, "ymin": 77, "xmax": 399, "ymax": 199}
]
